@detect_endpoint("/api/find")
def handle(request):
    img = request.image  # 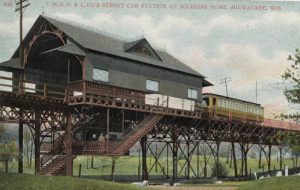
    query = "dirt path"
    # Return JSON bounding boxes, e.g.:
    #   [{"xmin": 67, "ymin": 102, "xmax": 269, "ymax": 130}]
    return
[{"xmin": 149, "ymin": 185, "xmax": 239, "ymax": 190}]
